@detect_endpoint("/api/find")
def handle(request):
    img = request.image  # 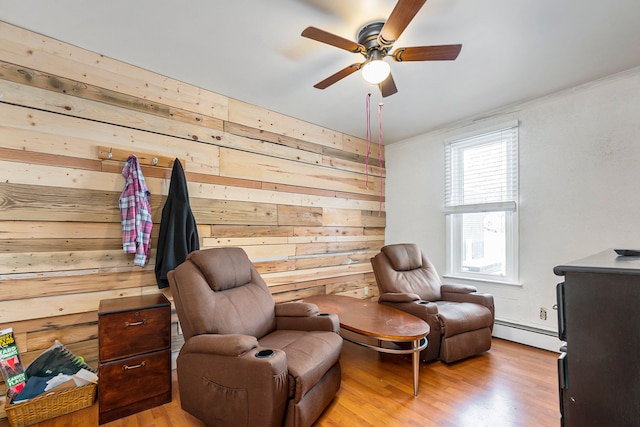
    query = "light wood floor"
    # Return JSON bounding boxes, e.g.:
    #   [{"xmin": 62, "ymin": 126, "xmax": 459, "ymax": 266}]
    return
[{"xmin": 0, "ymin": 338, "xmax": 559, "ymax": 427}]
